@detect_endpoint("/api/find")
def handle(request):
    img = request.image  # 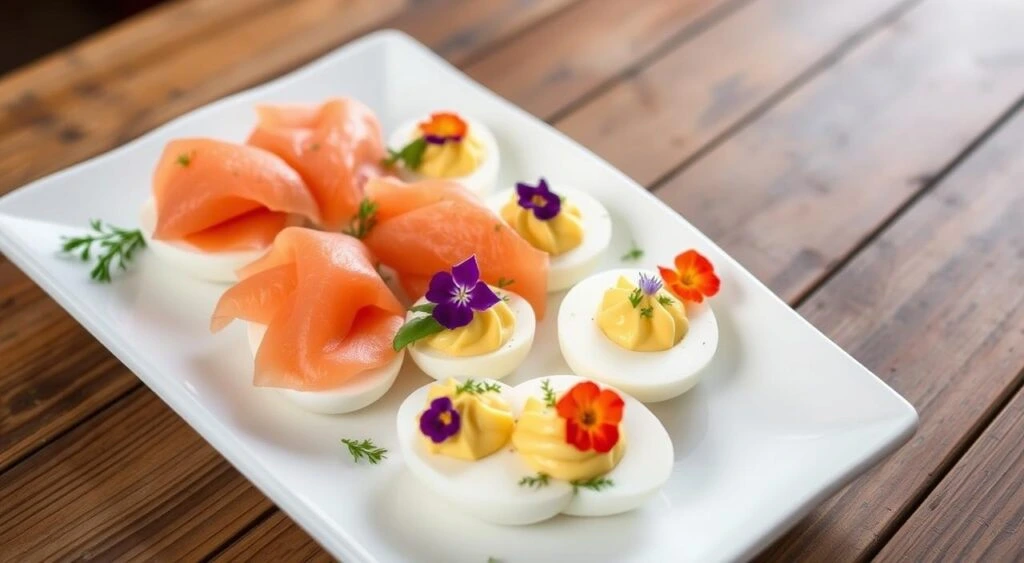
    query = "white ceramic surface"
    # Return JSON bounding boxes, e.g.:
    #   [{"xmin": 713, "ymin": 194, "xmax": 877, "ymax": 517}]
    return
[{"xmin": 0, "ymin": 30, "xmax": 917, "ymax": 563}]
